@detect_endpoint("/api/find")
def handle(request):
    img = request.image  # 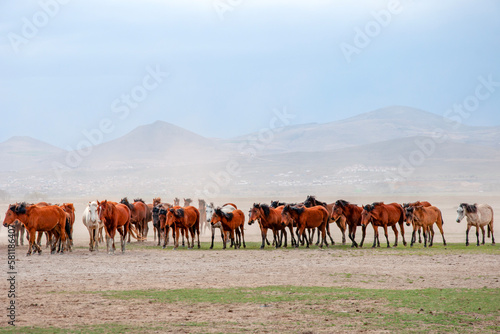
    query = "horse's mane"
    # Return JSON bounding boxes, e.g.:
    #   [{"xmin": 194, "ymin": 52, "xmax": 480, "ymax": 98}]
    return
[
  {"xmin": 270, "ymin": 200, "xmax": 286, "ymax": 208},
  {"xmin": 171, "ymin": 208, "xmax": 184, "ymax": 218},
  {"xmin": 159, "ymin": 208, "xmax": 167, "ymax": 215},
  {"xmin": 134, "ymin": 198, "xmax": 145, "ymax": 204},
  {"xmin": 284, "ymin": 204, "xmax": 304, "ymax": 215},
  {"xmin": 335, "ymin": 199, "xmax": 350, "ymax": 207},
  {"xmin": 215, "ymin": 207, "xmax": 233, "ymax": 221},
  {"xmin": 372, "ymin": 202, "xmax": 384, "ymax": 206},
  {"xmin": 363, "ymin": 204, "xmax": 375, "ymax": 212},
  {"xmin": 260, "ymin": 204, "xmax": 270, "ymax": 217},
  {"xmin": 461, "ymin": 203, "xmax": 477, "ymax": 213},
  {"xmin": 305, "ymin": 195, "xmax": 327, "ymax": 208},
  {"xmin": 11, "ymin": 202, "xmax": 27, "ymax": 214},
  {"xmin": 120, "ymin": 198, "xmax": 134, "ymax": 210}
]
